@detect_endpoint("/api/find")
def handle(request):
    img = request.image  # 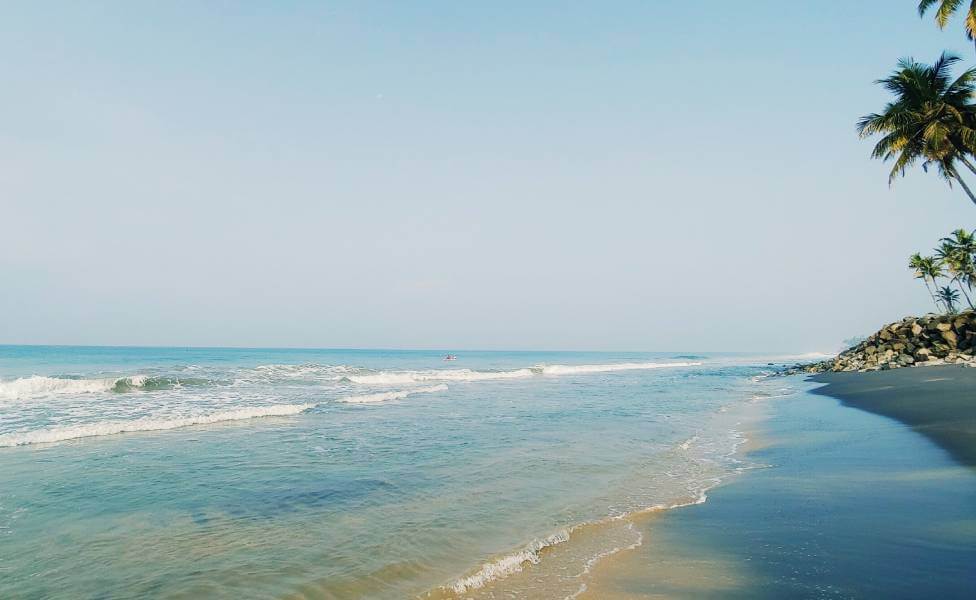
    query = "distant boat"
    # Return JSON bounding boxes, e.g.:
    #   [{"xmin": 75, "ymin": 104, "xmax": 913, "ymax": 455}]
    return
[{"xmin": 443, "ymin": 354, "xmax": 457, "ymax": 361}]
